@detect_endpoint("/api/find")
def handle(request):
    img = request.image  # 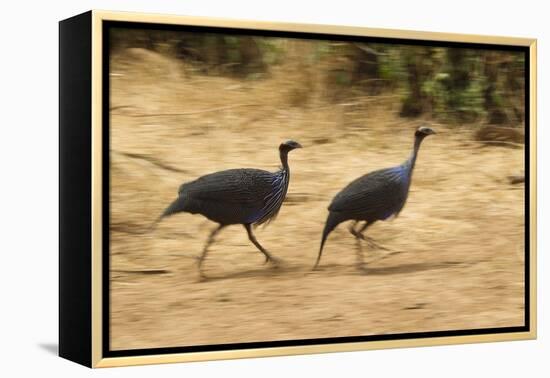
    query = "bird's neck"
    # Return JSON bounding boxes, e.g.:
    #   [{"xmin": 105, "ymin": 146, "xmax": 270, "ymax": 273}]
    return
[
  {"xmin": 279, "ymin": 150, "xmax": 290, "ymax": 172},
  {"xmin": 406, "ymin": 135, "xmax": 424, "ymax": 174}
]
